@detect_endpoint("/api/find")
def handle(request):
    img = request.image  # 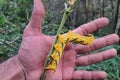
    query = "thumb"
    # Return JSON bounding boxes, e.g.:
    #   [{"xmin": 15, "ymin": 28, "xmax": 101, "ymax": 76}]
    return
[{"xmin": 27, "ymin": 0, "xmax": 45, "ymax": 34}]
